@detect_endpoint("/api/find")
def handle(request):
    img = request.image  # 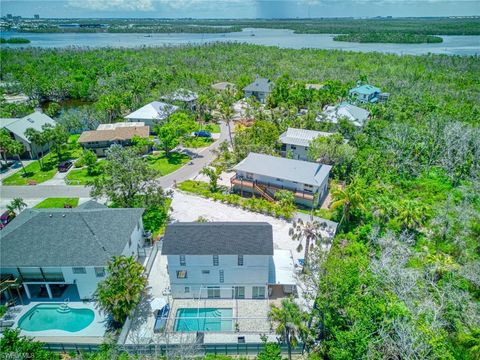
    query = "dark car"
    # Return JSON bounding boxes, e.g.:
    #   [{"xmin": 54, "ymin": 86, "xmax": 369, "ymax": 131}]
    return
[
  {"xmin": 193, "ymin": 130, "xmax": 212, "ymax": 138},
  {"xmin": 0, "ymin": 211, "xmax": 15, "ymax": 230},
  {"xmin": 58, "ymin": 160, "xmax": 73, "ymax": 173}
]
